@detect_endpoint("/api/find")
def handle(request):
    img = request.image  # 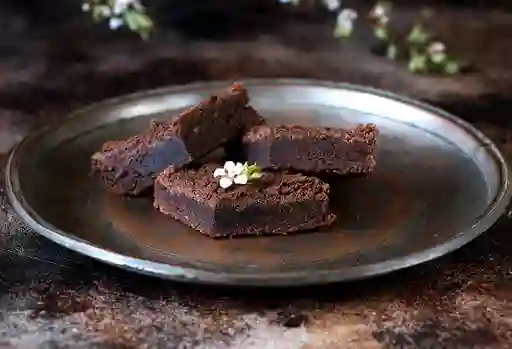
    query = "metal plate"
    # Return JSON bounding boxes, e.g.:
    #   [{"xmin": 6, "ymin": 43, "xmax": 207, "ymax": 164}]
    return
[{"xmin": 5, "ymin": 79, "xmax": 511, "ymax": 286}]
